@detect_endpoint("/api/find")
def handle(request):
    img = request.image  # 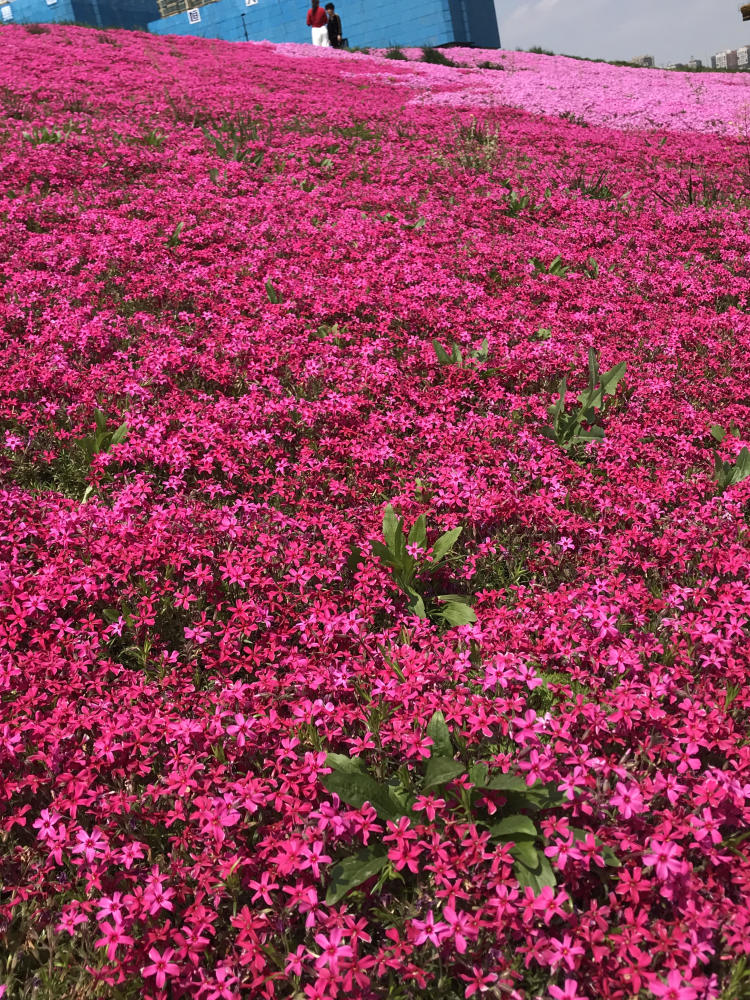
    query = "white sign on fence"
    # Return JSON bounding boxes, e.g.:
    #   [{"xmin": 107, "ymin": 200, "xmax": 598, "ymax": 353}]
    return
[
  {"xmin": 187, "ymin": 7, "xmax": 201, "ymax": 22},
  {"xmin": 47, "ymin": 0, "xmax": 58, "ymax": 6},
  {"xmin": 0, "ymin": 5, "xmax": 12, "ymax": 21},
  {"xmin": 245, "ymin": 0, "xmax": 258, "ymax": 5}
]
